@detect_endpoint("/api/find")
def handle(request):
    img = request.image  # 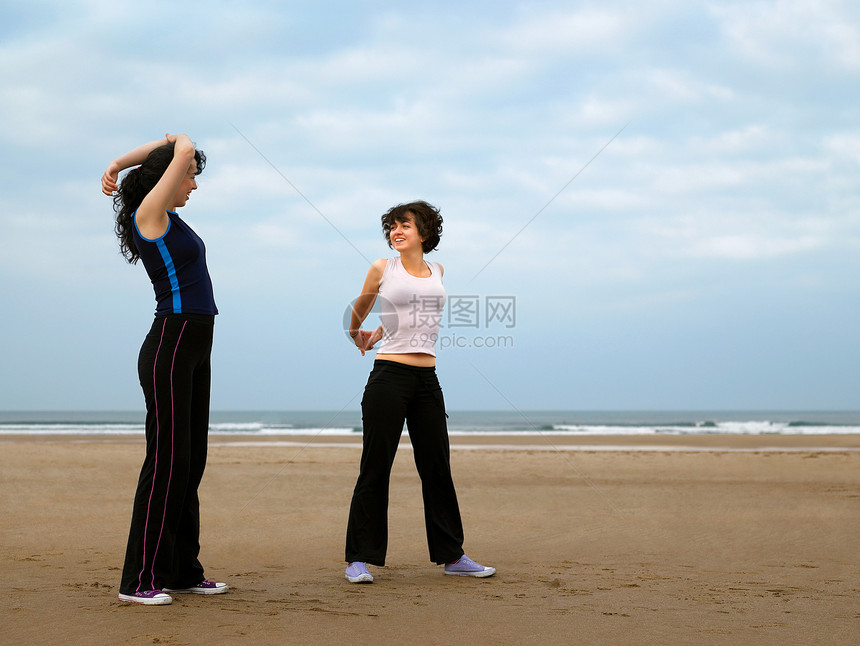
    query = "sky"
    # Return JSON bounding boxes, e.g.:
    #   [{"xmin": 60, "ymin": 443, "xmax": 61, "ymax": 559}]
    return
[{"xmin": 1, "ymin": 0, "xmax": 858, "ymax": 412}]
